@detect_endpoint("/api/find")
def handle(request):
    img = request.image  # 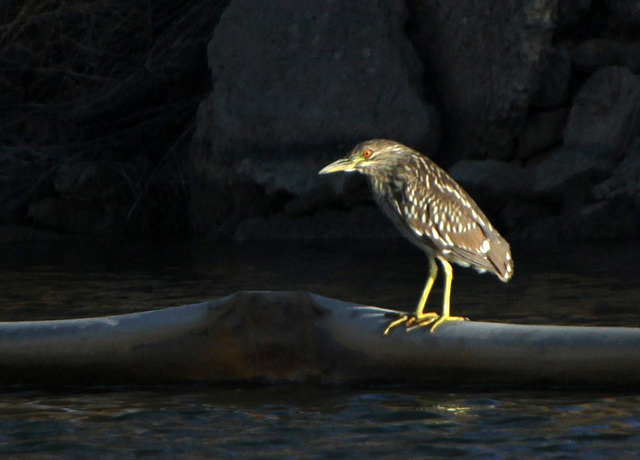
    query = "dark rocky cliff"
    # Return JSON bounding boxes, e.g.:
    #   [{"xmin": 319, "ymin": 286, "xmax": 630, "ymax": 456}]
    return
[{"xmin": 2, "ymin": 0, "xmax": 640, "ymax": 243}]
